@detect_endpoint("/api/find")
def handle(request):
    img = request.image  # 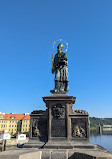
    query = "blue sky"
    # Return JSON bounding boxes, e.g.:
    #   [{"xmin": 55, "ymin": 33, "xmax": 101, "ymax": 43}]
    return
[{"xmin": 0, "ymin": 0, "xmax": 112, "ymax": 117}]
